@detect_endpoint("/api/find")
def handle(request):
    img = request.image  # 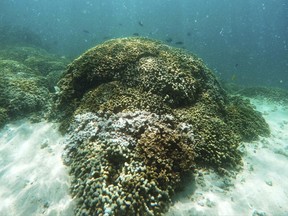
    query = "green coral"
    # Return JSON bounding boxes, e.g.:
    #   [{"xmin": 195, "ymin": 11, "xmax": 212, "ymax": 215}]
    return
[
  {"xmin": 0, "ymin": 60, "xmax": 49, "ymax": 119},
  {"xmin": 238, "ymin": 86, "xmax": 288, "ymax": 104},
  {"xmin": 222, "ymin": 83, "xmax": 288, "ymax": 104},
  {"xmin": 225, "ymin": 96, "xmax": 270, "ymax": 141},
  {"xmin": 0, "ymin": 59, "xmax": 35, "ymax": 76},
  {"xmin": 5, "ymin": 78, "xmax": 50, "ymax": 116},
  {"xmin": 0, "ymin": 107, "xmax": 8, "ymax": 127},
  {"xmin": 0, "ymin": 45, "xmax": 68, "ymax": 125},
  {"xmin": 0, "ymin": 46, "xmax": 68, "ymax": 75}
]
